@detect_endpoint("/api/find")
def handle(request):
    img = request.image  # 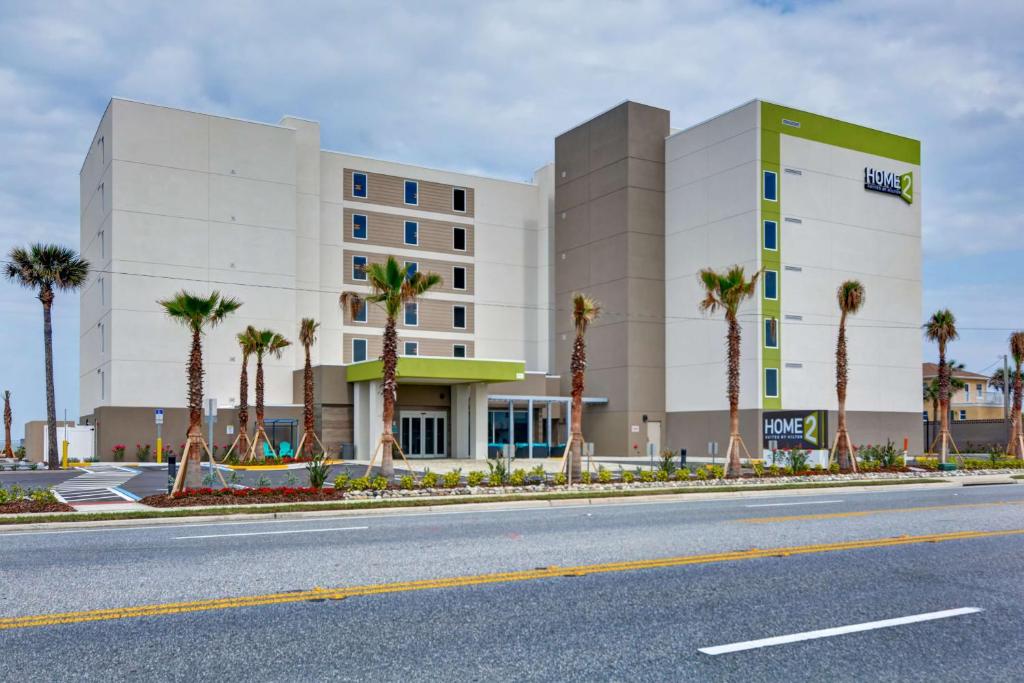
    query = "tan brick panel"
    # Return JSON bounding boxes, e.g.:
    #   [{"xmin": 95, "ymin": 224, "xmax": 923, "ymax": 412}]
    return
[
  {"xmin": 343, "ymin": 334, "xmax": 474, "ymax": 363},
  {"xmin": 343, "ymin": 208, "xmax": 474, "ymax": 256},
  {"xmin": 343, "ymin": 297, "xmax": 474, "ymax": 334},
  {"xmin": 345, "ymin": 169, "xmax": 475, "ymax": 217},
  {"xmin": 343, "ymin": 251, "xmax": 474, "ymax": 294}
]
